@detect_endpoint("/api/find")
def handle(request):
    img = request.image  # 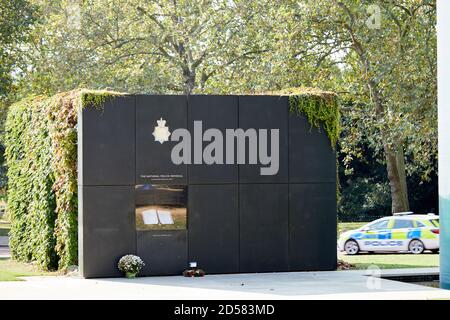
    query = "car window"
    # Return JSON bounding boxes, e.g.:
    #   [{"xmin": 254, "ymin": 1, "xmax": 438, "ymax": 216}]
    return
[
  {"xmin": 393, "ymin": 219, "xmax": 414, "ymax": 229},
  {"xmin": 430, "ymin": 219, "xmax": 439, "ymax": 227},
  {"xmin": 416, "ymin": 221, "xmax": 425, "ymax": 228},
  {"xmin": 368, "ymin": 220, "xmax": 389, "ymax": 230}
]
